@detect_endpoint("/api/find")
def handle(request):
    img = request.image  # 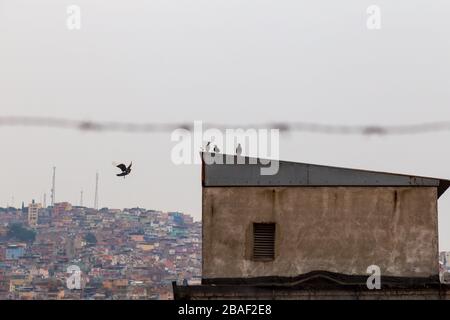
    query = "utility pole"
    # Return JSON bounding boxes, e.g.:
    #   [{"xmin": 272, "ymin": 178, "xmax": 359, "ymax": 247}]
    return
[
  {"xmin": 94, "ymin": 172, "xmax": 99, "ymax": 210},
  {"xmin": 80, "ymin": 190, "xmax": 83, "ymax": 207},
  {"xmin": 51, "ymin": 166, "xmax": 56, "ymax": 206}
]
